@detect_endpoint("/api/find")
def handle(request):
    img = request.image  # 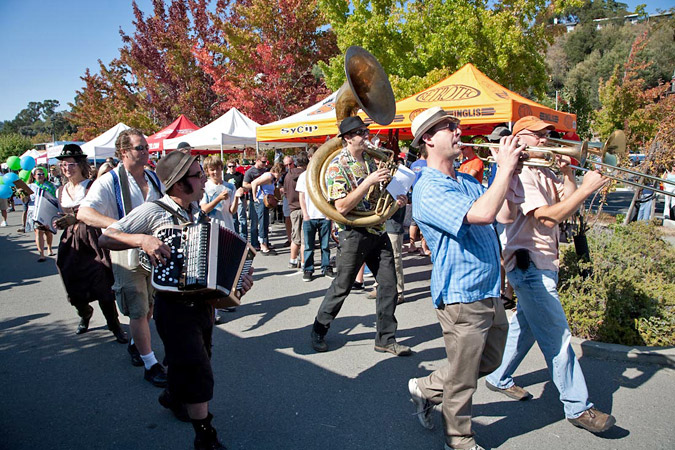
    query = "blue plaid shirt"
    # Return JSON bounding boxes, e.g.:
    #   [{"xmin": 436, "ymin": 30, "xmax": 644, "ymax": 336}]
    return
[{"xmin": 412, "ymin": 167, "xmax": 501, "ymax": 307}]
